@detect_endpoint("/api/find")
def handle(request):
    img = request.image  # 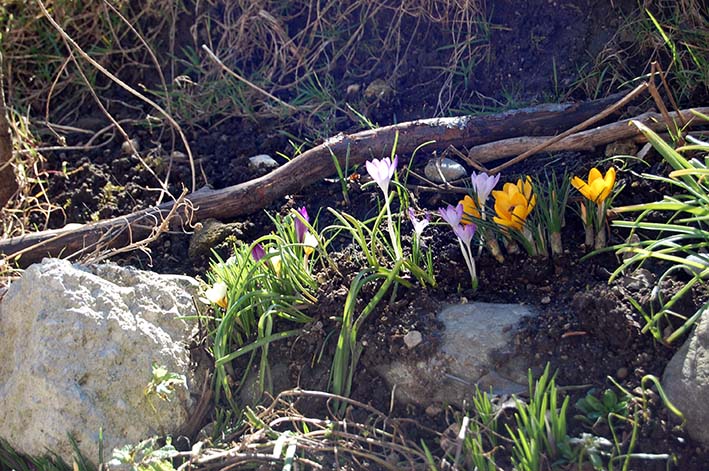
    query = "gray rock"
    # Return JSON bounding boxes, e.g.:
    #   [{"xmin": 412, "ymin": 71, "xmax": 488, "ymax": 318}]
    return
[
  {"xmin": 662, "ymin": 307, "xmax": 709, "ymax": 446},
  {"xmin": 121, "ymin": 138, "xmax": 140, "ymax": 155},
  {"xmin": 424, "ymin": 158, "xmax": 467, "ymax": 183},
  {"xmin": 376, "ymin": 303, "xmax": 536, "ymax": 406},
  {"xmin": 682, "ymin": 254, "xmax": 709, "ymax": 279},
  {"xmin": 0, "ymin": 258, "xmax": 200, "ymax": 465},
  {"xmin": 403, "ymin": 330, "xmax": 423, "ymax": 349},
  {"xmin": 248, "ymin": 154, "xmax": 279, "ymax": 170}
]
